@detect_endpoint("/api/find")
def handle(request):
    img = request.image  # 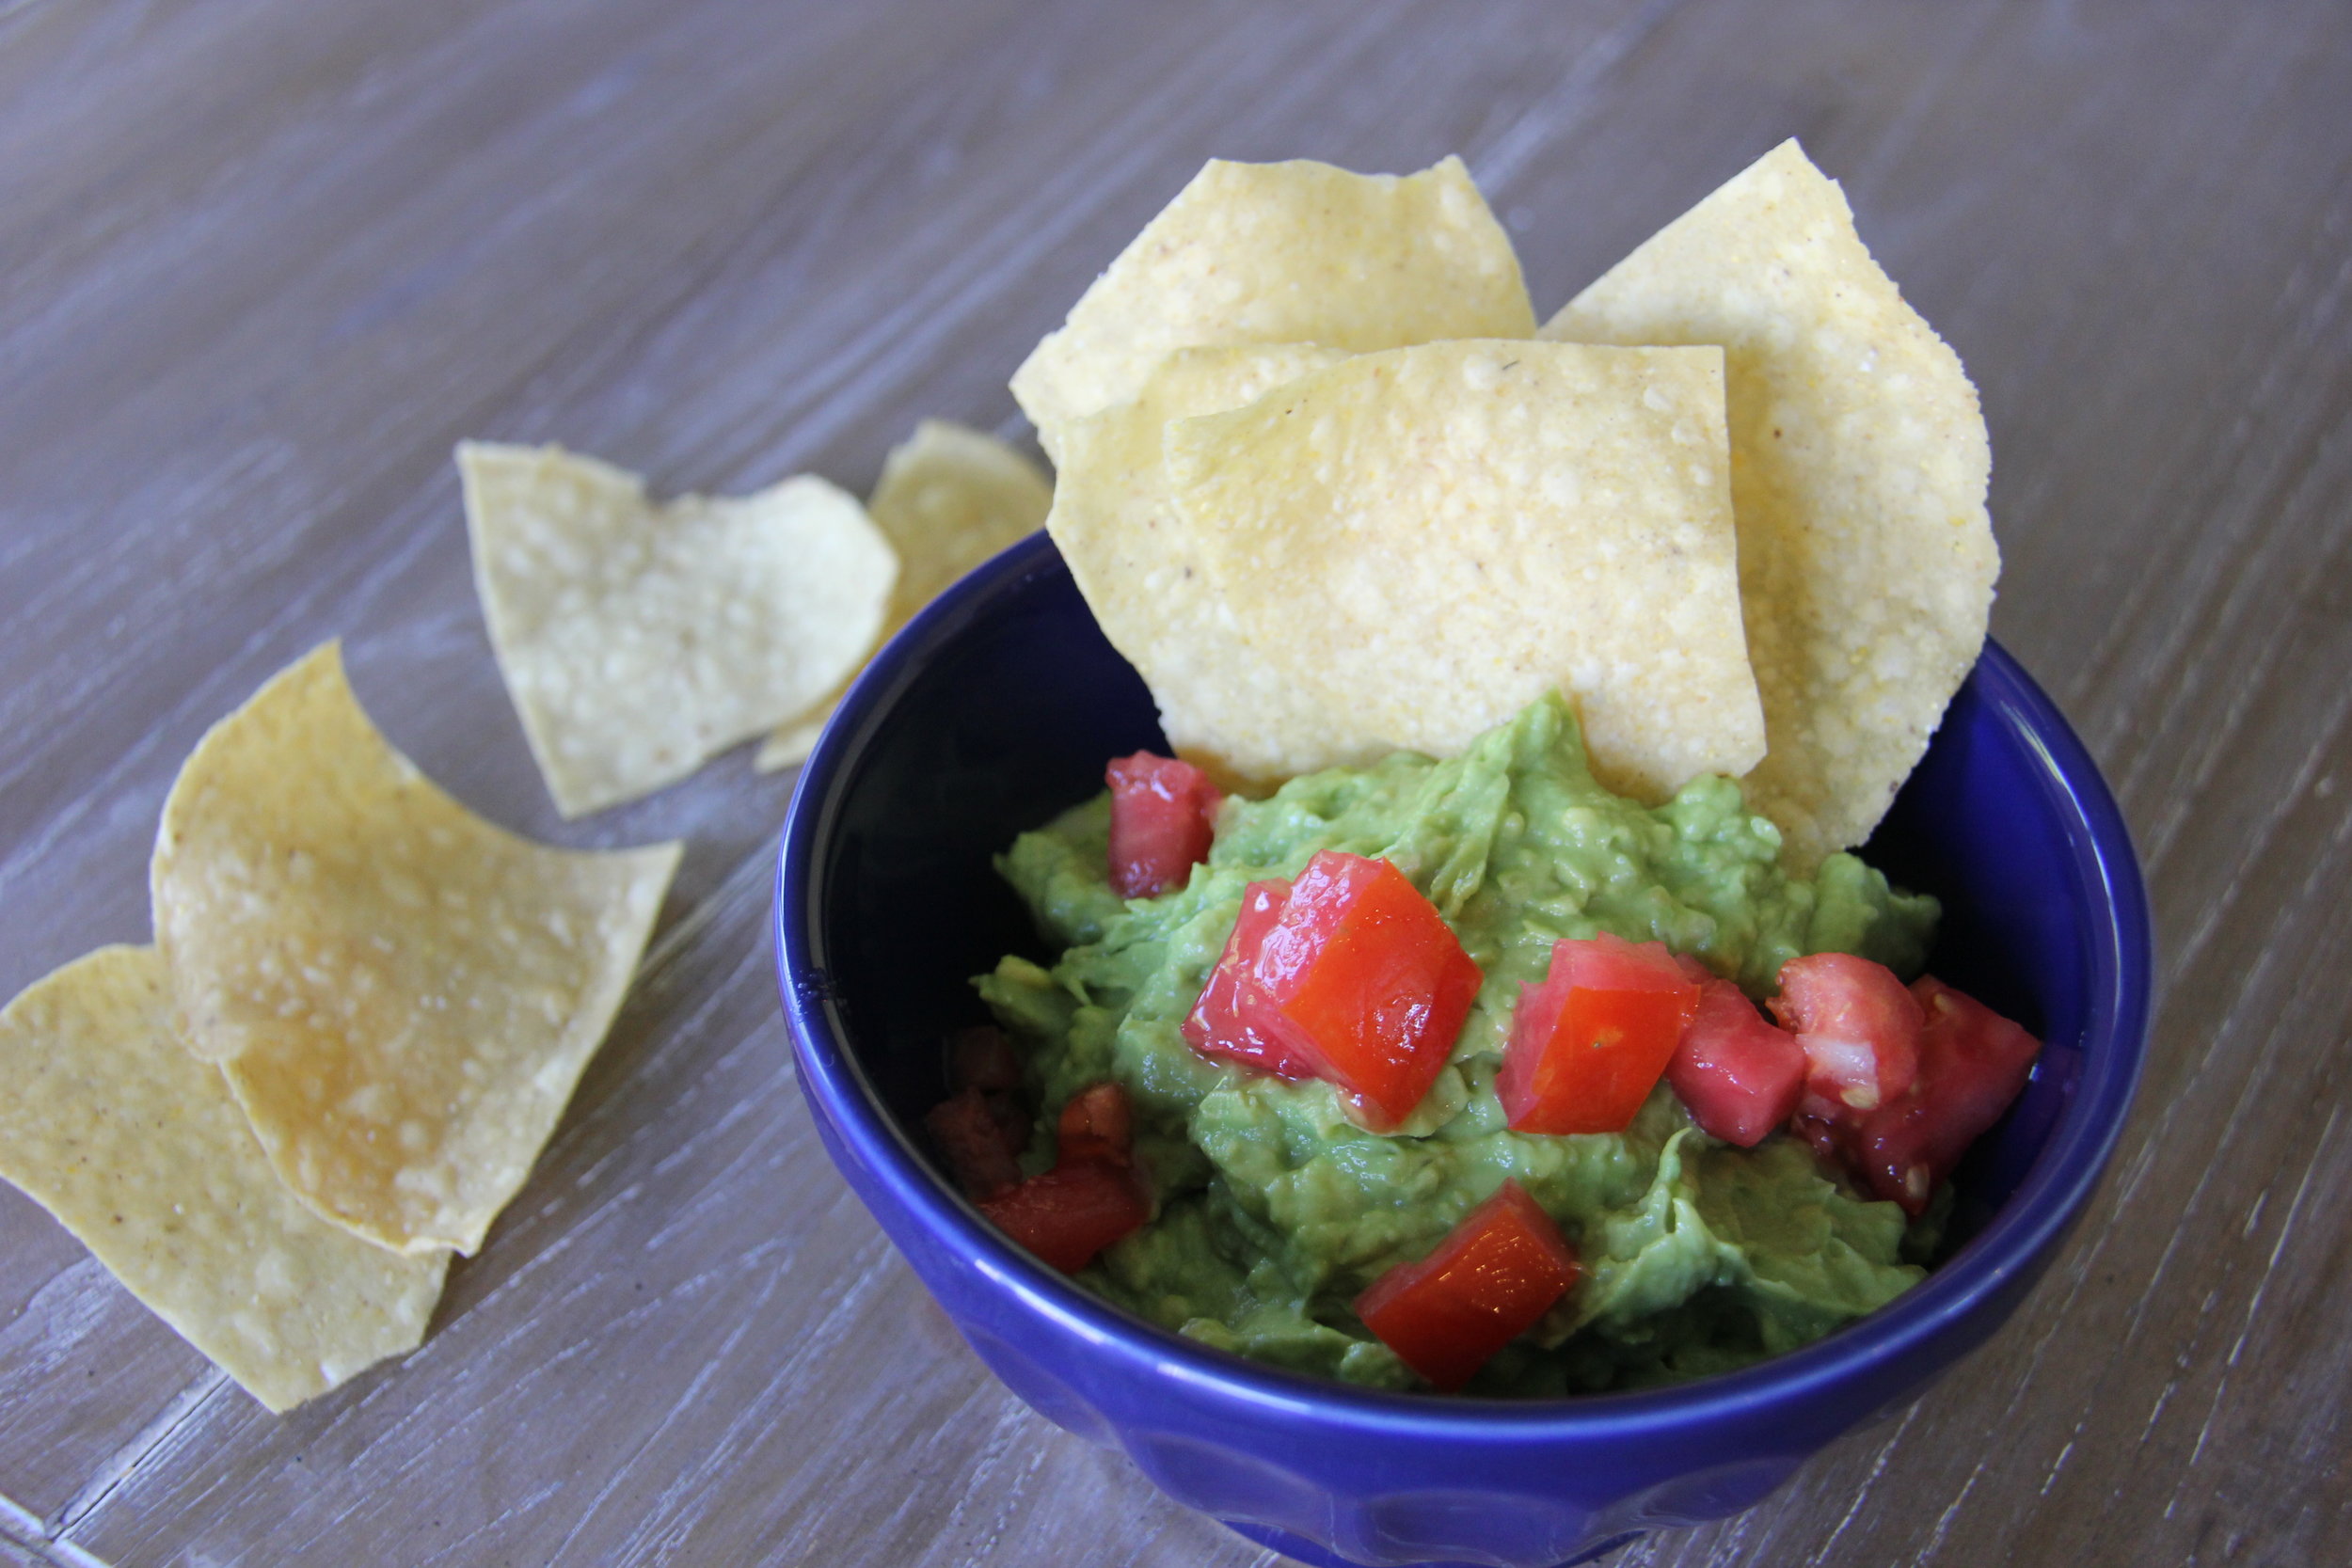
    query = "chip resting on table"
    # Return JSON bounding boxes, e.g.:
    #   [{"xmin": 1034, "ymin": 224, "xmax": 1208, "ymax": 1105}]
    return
[
  {"xmin": 151, "ymin": 642, "xmax": 680, "ymax": 1257},
  {"xmin": 0, "ymin": 946, "xmax": 448, "ymax": 1411},
  {"xmin": 1010, "ymin": 154, "xmax": 1534, "ymax": 461},
  {"xmin": 1167, "ymin": 339, "xmax": 1765, "ymax": 800},
  {"xmin": 1542, "ymin": 139, "xmax": 1997, "ymax": 869},
  {"xmin": 461, "ymin": 441, "xmax": 897, "ymax": 815},
  {"xmin": 756, "ymin": 419, "xmax": 1050, "ymax": 771}
]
